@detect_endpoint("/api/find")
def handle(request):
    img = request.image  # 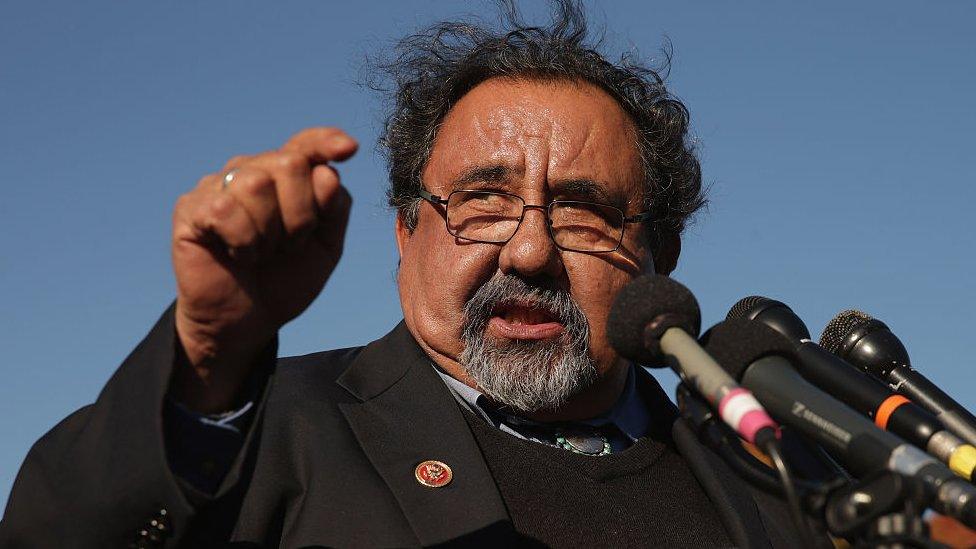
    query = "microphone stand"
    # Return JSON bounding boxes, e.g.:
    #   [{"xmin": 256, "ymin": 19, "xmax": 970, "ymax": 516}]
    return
[
  {"xmin": 824, "ymin": 471, "xmax": 942, "ymax": 548},
  {"xmin": 677, "ymin": 383, "xmax": 946, "ymax": 548}
]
